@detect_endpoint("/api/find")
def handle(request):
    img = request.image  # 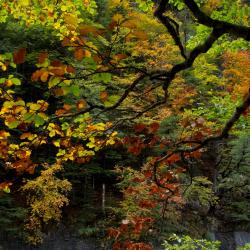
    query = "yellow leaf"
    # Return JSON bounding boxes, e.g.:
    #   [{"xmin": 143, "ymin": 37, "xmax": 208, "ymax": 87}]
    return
[
  {"xmin": 20, "ymin": 132, "xmax": 35, "ymax": 140},
  {"xmin": 19, "ymin": 0, "xmax": 30, "ymax": 6},
  {"xmin": 53, "ymin": 140, "xmax": 60, "ymax": 147},
  {"xmin": 28, "ymin": 103, "xmax": 41, "ymax": 111},
  {"xmin": 64, "ymin": 14, "xmax": 78, "ymax": 27},
  {"xmin": 0, "ymin": 130, "xmax": 10, "ymax": 139},
  {"xmin": 112, "ymin": 14, "xmax": 124, "ymax": 23}
]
